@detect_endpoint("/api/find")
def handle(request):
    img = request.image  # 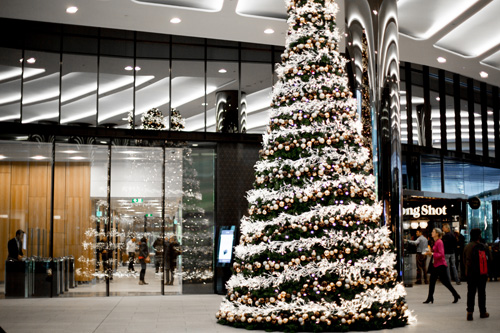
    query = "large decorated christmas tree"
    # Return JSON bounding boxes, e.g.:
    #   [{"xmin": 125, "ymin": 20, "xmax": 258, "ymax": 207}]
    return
[{"xmin": 216, "ymin": 0, "xmax": 409, "ymax": 331}]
